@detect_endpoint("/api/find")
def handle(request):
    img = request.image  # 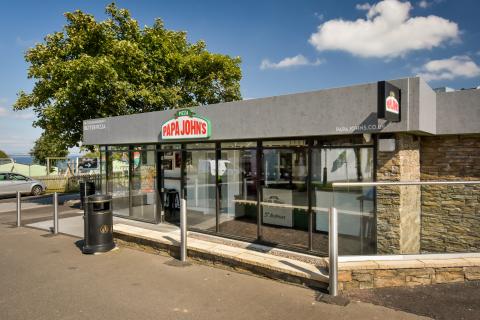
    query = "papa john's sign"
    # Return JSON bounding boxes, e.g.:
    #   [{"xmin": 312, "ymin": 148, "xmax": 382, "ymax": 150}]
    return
[
  {"xmin": 161, "ymin": 109, "xmax": 211, "ymax": 140},
  {"xmin": 378, "ymin": 81, "xmax": 401, "ymax": 122}
]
